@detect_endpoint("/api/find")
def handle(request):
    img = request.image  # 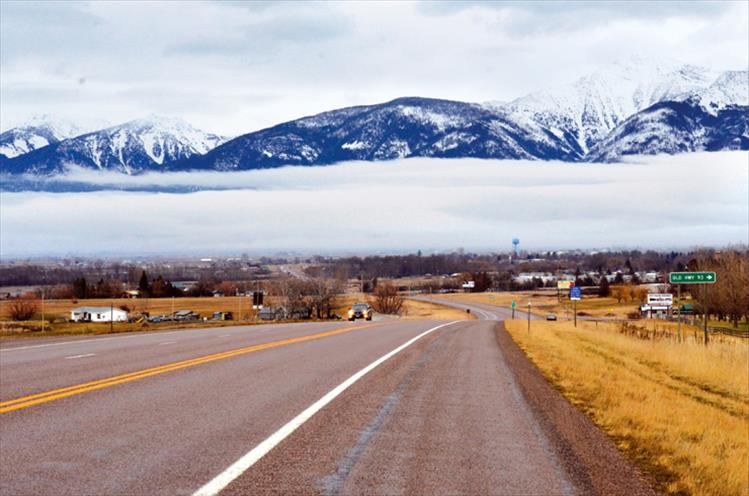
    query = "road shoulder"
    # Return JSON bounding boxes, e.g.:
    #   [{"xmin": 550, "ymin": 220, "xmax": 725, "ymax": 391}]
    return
[{"xmin": 494, "ymin": 321, "xmax": 657, "ymax": 496}]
